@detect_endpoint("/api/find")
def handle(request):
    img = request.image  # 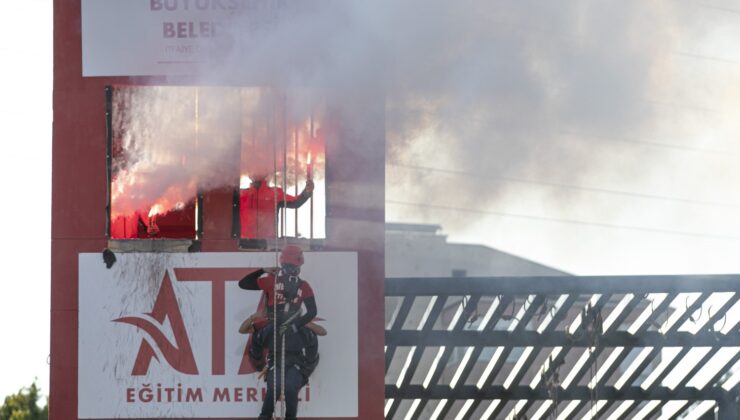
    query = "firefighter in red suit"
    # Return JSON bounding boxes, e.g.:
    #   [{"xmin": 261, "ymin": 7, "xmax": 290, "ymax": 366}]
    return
[
  {"xmin": 240, "ymin": 177, "xmax": 314, "ymax": 240},
  {"xmin": 238, "ymin": 245, "xmax": 320, "ymax": 420}
]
